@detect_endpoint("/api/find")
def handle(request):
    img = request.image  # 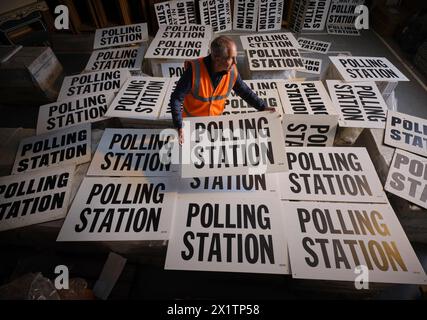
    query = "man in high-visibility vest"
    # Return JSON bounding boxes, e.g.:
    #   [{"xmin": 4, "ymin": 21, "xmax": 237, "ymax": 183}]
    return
[{"xmin": 169, "ymin": 35, "xmax": 275, "ymax": 144}]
